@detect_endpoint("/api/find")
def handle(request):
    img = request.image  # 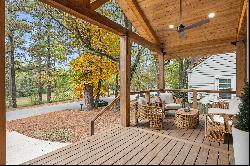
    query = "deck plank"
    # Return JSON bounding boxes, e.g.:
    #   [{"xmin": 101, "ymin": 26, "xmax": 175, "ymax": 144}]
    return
[
  {"xmin": 79, "ymin": 129, "xmax": 144, "ymax": 165},
  {"xmin": 89, "ymin": 130, "xmax": 149, "ymax": 165},
  {"xmin": 160, "ymin": 141, "xmax": 185, "ymax": 165},
  {"xmin": 23, "ymin": 126, "xmax": 123, "ymax": 165},
  {"xmin": 171, "ymin": 144, "xmax": 192, "ymax": 165},
  {"xmin": 136, "ymin": 137, "xmax": 171, "ymax": 165},
  {"xmin": 114, "ymin": 135, "xmax": 159, "ymax": 165},
  {"xmin": 126, "ymin": 135, "xmax": 165, "ymax": 165},
  {"xmin": 206, "ymin": 149, "xmax": 219, "ymax": 165},
  {"xmin": 47, "ymin": 127, "xmax": 132, "ymax": 165},
  {"xmin": 102, "ymin": 133, "xmax": 153, "ymax": 165},
  {"xmin": 183, "ymin": 146, "xmax": 201, "ymax": 165},
  {"xmin": 195, "ymin": 148, "xmax": 209, "ymax": 165},
  {"xmin": 218, "ymin": 152, "xmax": 230, "ymax": 165},
  {"xmin": 65, "ymin": 128, "xmax": 139, "ymax": 165},
  {"xmin": 148, "ymin": 140, "xmax": 177, "ymax": 165}
]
